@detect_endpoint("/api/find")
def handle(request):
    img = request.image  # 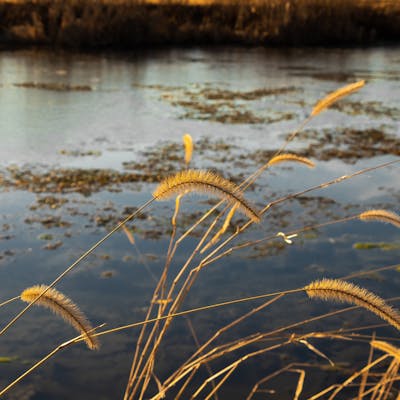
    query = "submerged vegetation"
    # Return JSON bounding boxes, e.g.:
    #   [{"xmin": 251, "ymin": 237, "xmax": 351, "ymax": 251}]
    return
[
  {"xmin": 0, "ymin": 79, "xmax": 399, "ymax": 399},
  {"xmin": 0, "ymin": 0, "xmax": 400, "ymax": 48}
]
